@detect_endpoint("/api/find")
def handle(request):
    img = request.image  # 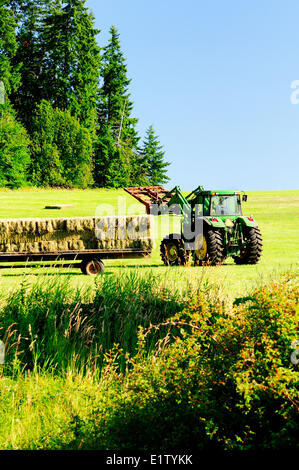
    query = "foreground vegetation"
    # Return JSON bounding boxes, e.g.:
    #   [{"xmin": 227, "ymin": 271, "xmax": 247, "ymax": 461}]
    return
[{"xmin": 0, "ymin": 271, "xmax": 298, "ymax": 450}]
